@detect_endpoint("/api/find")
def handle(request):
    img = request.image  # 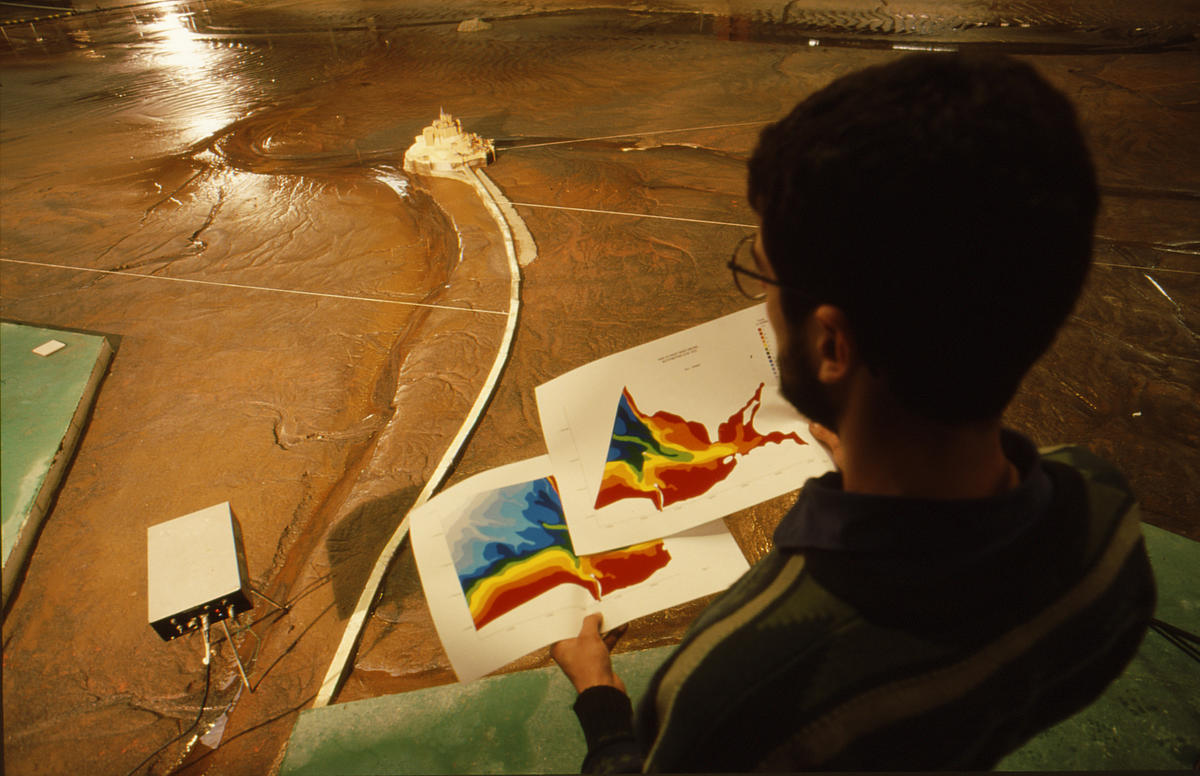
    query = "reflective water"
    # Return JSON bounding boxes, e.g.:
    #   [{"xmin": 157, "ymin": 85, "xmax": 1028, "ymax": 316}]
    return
[{"xmin": 2, "ymin": 3, "xmax": 1197, "ymax": 775}]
